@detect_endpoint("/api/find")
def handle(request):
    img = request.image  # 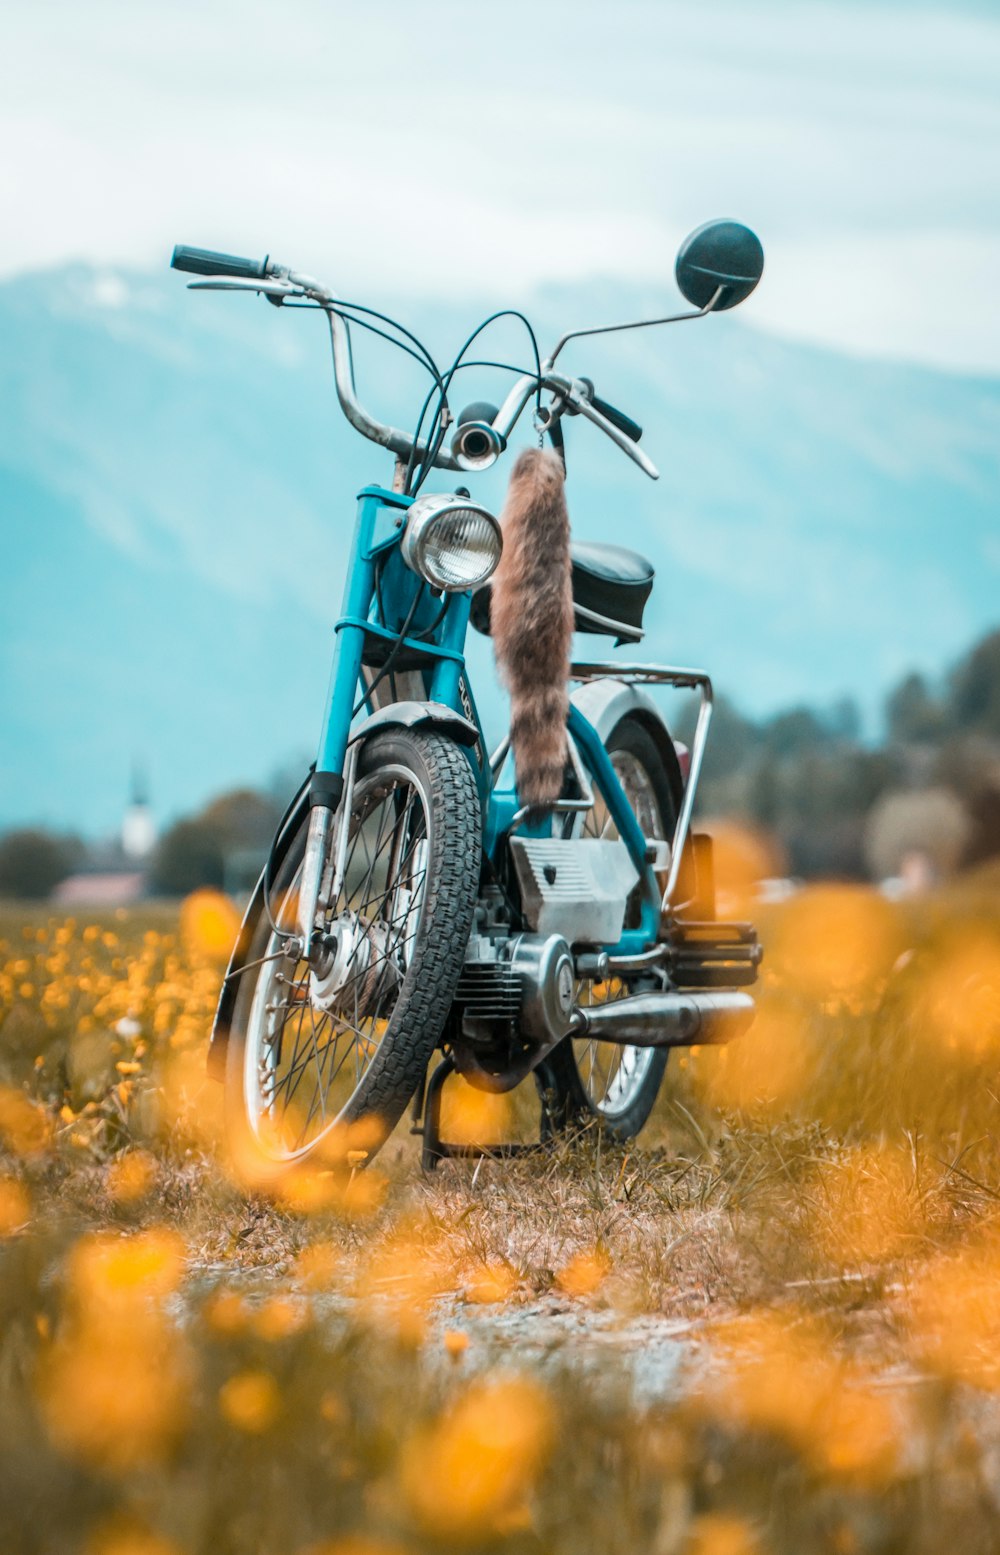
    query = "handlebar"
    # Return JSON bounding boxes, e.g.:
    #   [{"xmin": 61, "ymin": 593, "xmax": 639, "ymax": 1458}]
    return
[
  {"xmin": 492, "ymin": 370, "xmax": 659, "ymax": 479},
  {"xmin": 171, "ymin": 243, "xmax": 658, "ymax": 480},
  {"xmin": 171, "ymin": 245, "xmax": 270, "ymax": 280},
  {"xmin": 577, "ymin": 380, "xmax": 642, "ymax": 444}
]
